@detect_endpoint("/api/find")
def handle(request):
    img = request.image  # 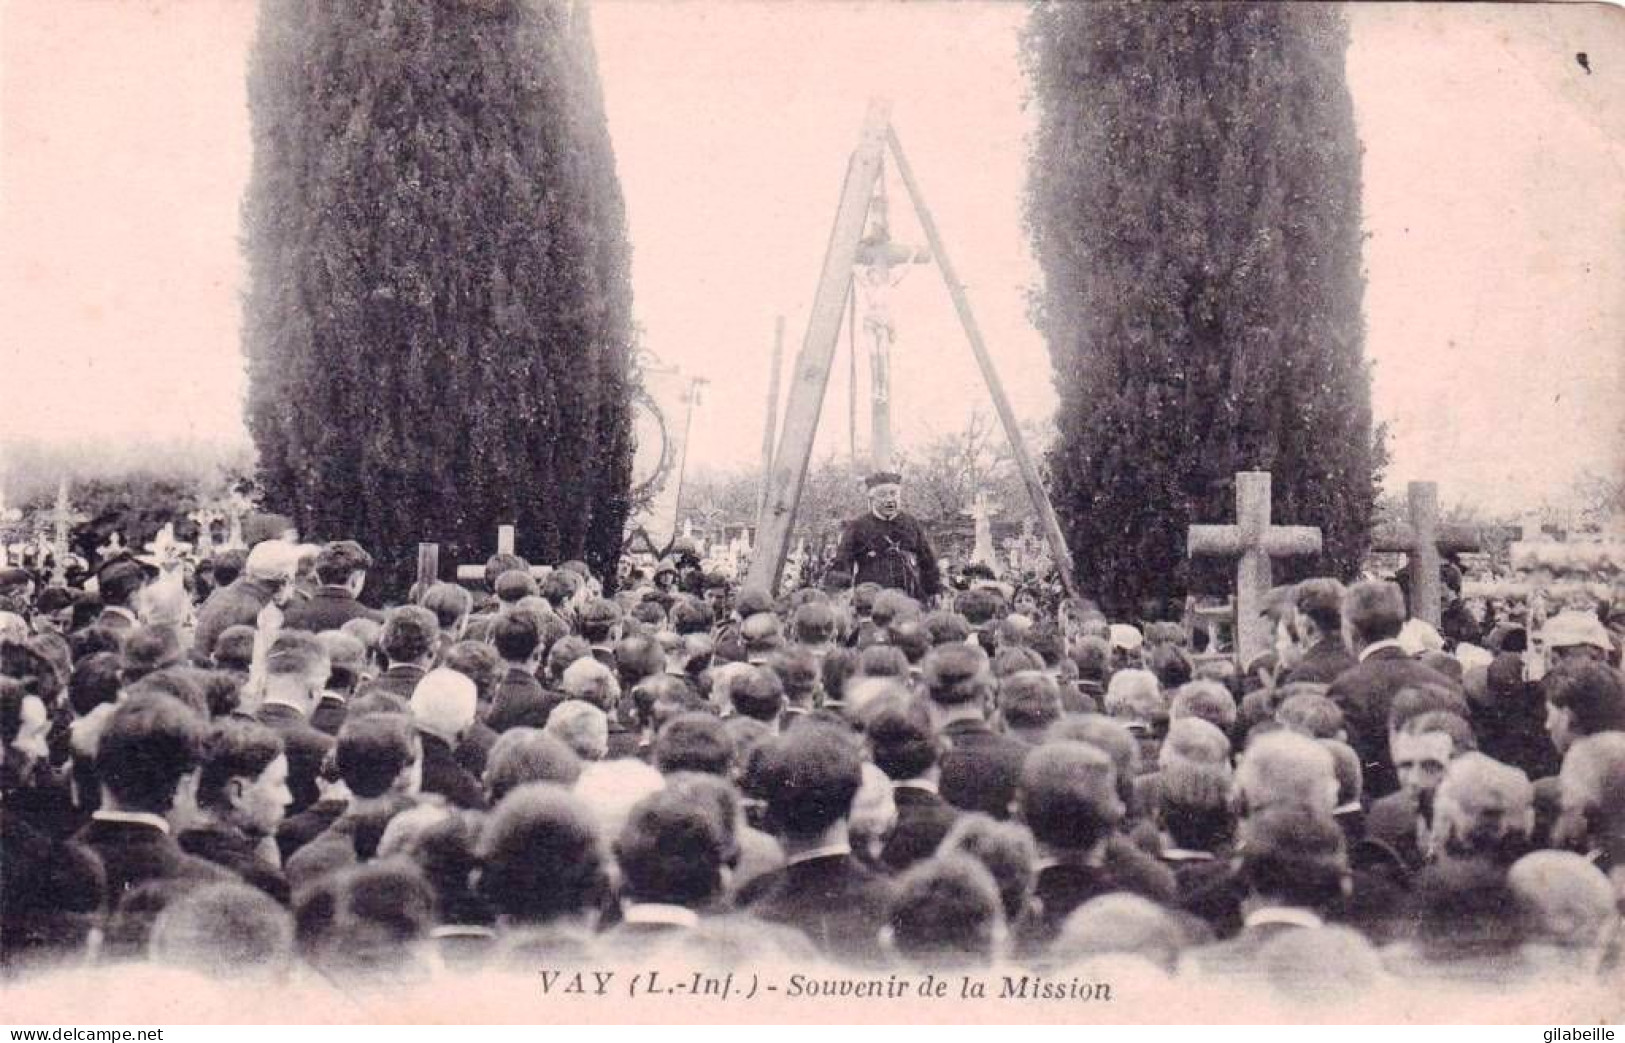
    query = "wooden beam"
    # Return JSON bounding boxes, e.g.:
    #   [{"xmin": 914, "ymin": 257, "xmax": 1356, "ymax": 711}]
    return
[
  {"xmin": 884, "ymin": 125, "xmax": 1082, "ymax": 603},
  {"xmin": 756, "ymin": 316, "xmax": 785, "ymax": 529},
  {"xmin": 745, "ymin": 99, "xmax": 891, "ymax": 595},
  {"xmin": 416, "ymin": 543, "xmax": 440, "ymax": 591}
]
